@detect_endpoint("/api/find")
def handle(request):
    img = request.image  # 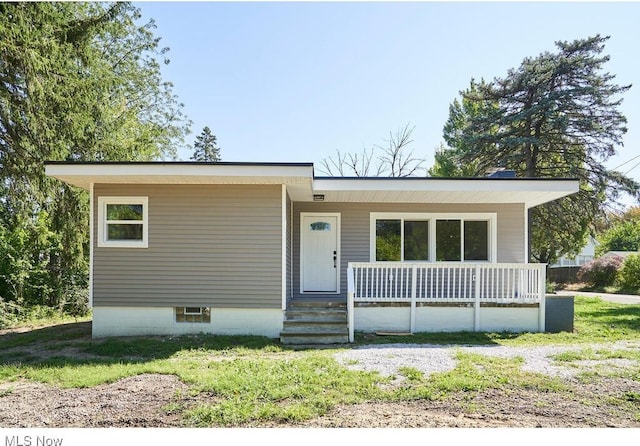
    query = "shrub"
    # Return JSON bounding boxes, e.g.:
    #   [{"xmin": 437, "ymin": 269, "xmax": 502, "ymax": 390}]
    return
[
  {"xmin": 617, "ymin": 254, "xmax": 640, "ymax": 291},
  {"xmin": 595, "ymin": 219, "xmax": 640, "ymax": 257},
  {"xmin": 0, "ymin": 297, "xmax": 22, "ymax": 329},
  {"xmin": 576, "ymin": 255, "xmax": 624, "ymax": 287},
  {"xmin": 58, "ymin": 285, "xmax": 90, "ymax": 317}
]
